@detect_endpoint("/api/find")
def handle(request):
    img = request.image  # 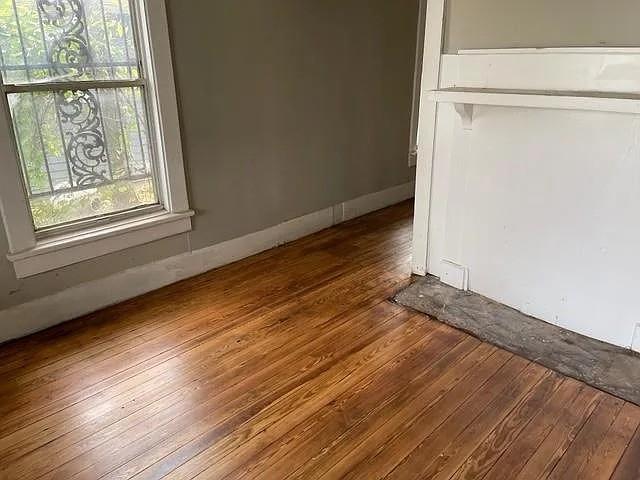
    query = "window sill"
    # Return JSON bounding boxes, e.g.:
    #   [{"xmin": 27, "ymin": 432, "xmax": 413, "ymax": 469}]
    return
[{"xmin": 7, "ymin": 210, "xmax": 194, "ymax": 278}]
